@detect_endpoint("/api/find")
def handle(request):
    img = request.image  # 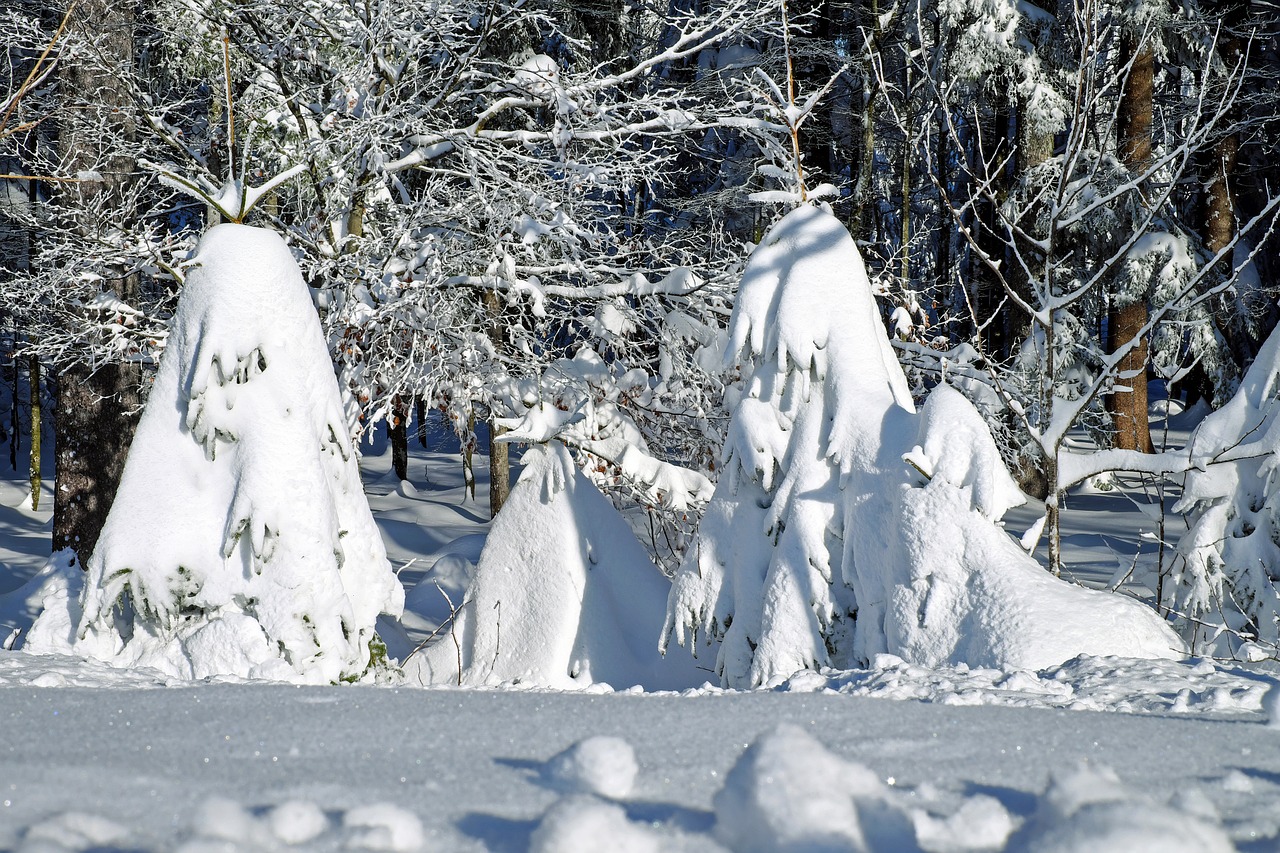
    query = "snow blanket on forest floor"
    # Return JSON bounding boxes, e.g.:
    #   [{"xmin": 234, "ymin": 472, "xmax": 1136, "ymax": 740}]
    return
[
  {"xmin": 21, "ymin": 224, "xmax": 403, "ymax": 684},
  {"xmin": 664, "ymin": 204, "xmax": 1183, "ymax": 687},
  {"xmin": 0, "ymin": 669, "xmax": 1272, "ymax": 853}
]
